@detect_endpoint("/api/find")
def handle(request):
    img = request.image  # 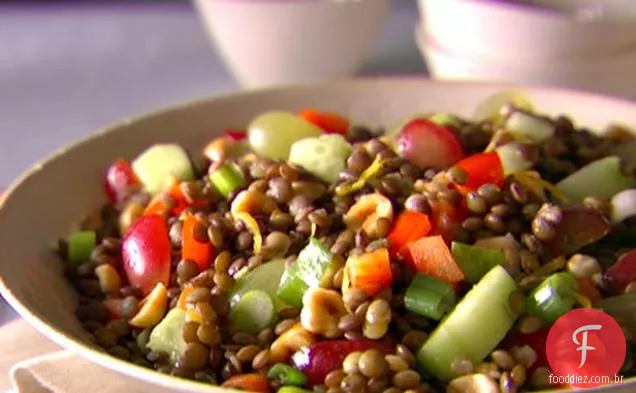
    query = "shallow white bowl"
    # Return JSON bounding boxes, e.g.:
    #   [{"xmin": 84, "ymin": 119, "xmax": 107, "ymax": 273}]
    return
[
  {"xmin": 2, "ymin": 79, "xmax": 636, "ymax": 393},
  {"xmin": 416, "ymin": 28, "xmax": 636, "ymax": 101},
  {"xmin": 193, "ymin": 0, "xmax": 390, "ymax": 89},
  {"xmin": 417, "ymin": 0, "xmax": 636, "ymax": 62}
]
